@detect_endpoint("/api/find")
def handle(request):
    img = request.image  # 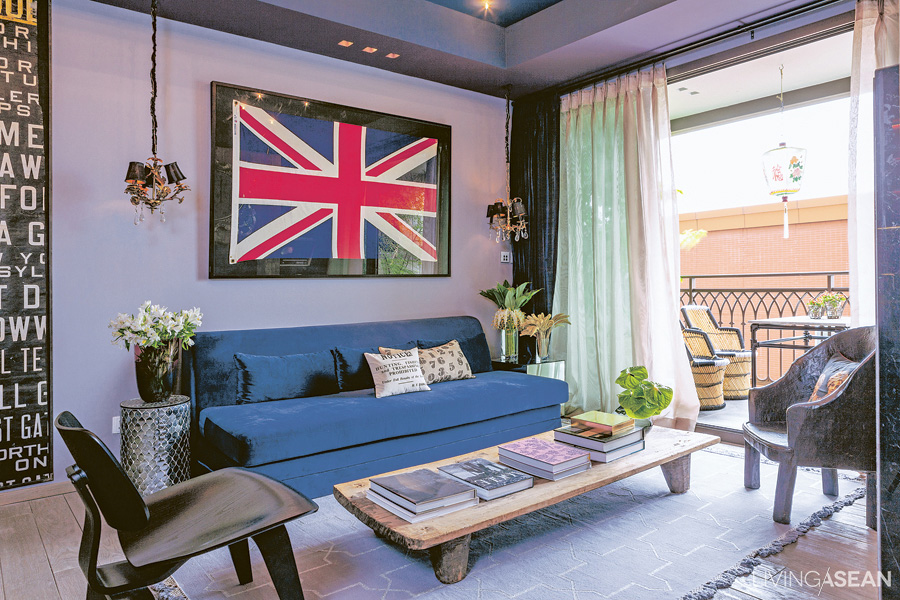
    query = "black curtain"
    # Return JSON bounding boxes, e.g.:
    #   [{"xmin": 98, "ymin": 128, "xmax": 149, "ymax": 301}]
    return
[{"xmin": 509, "ymin": 92, "xmax": 560, "ymax": 361}]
